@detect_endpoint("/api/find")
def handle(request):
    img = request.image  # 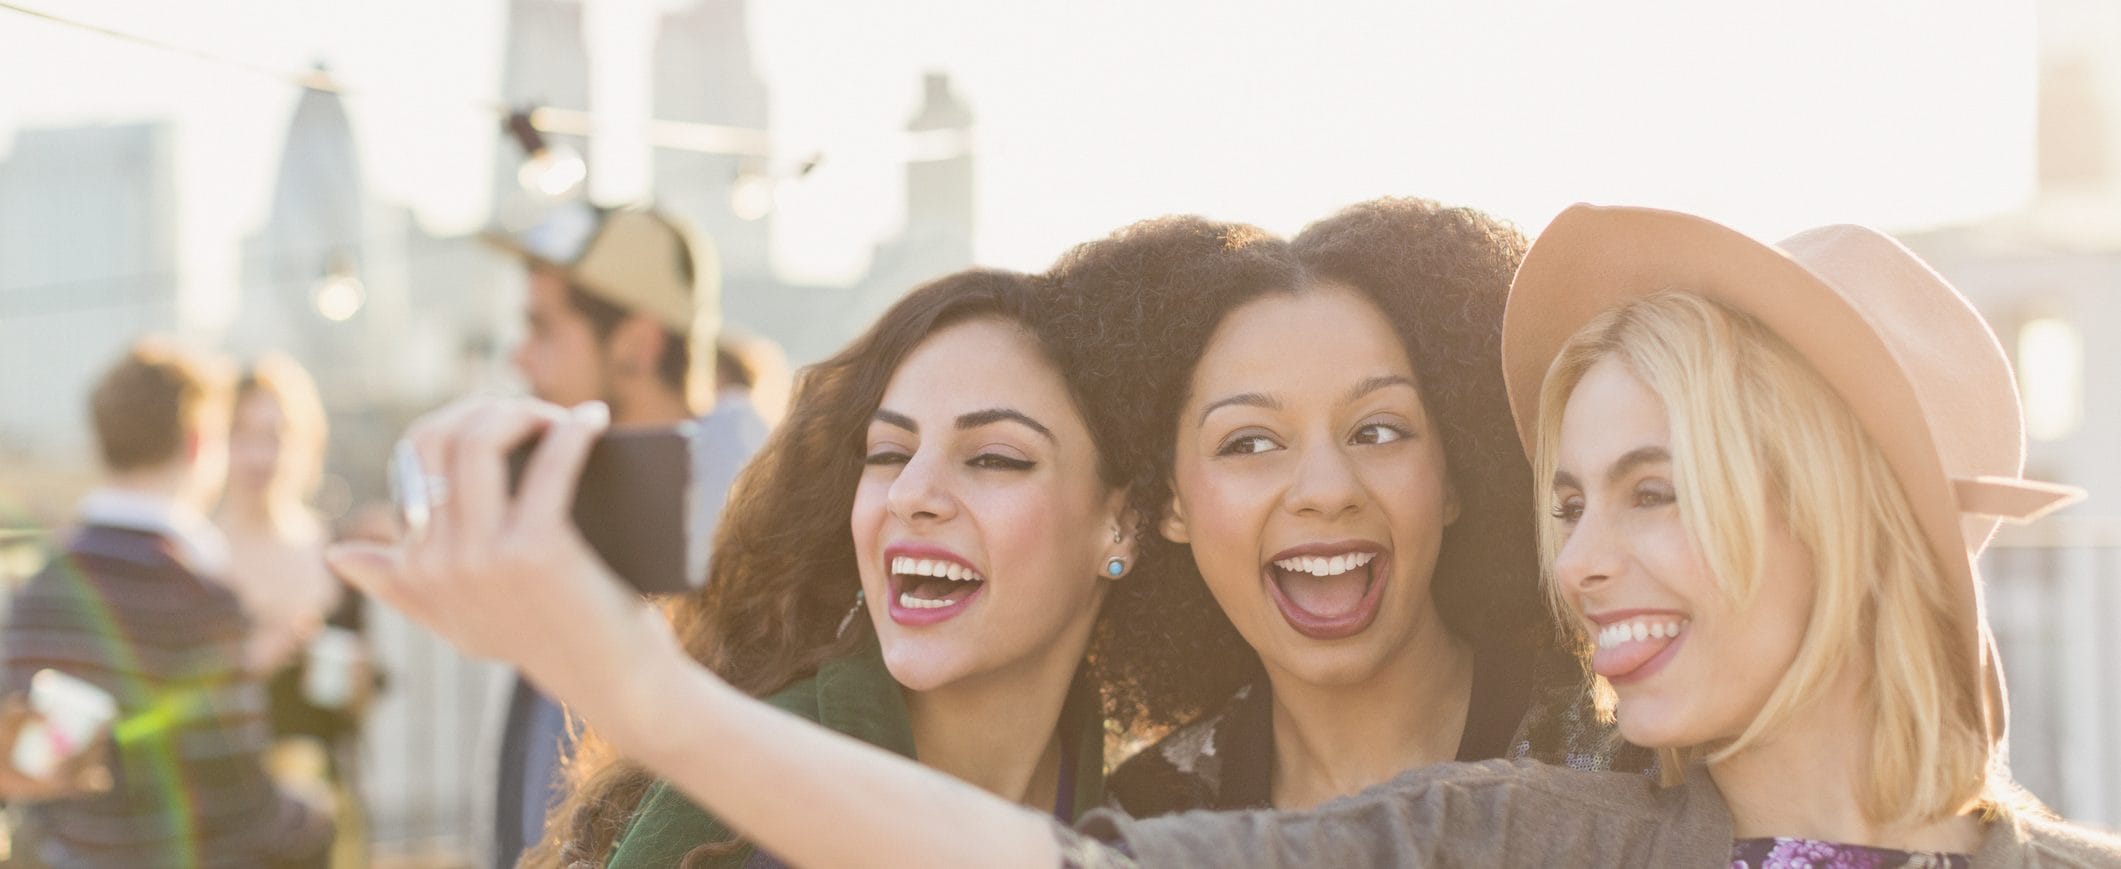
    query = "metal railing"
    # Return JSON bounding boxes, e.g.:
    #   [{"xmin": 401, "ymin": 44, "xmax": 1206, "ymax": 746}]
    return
[
  {"xmin": 1984, "ymin": 518, "xmax": 2121, "ymax": 830},
  {"xmin": 359, "ymin": 607, "xmax": 508, "ymax": 867}
]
